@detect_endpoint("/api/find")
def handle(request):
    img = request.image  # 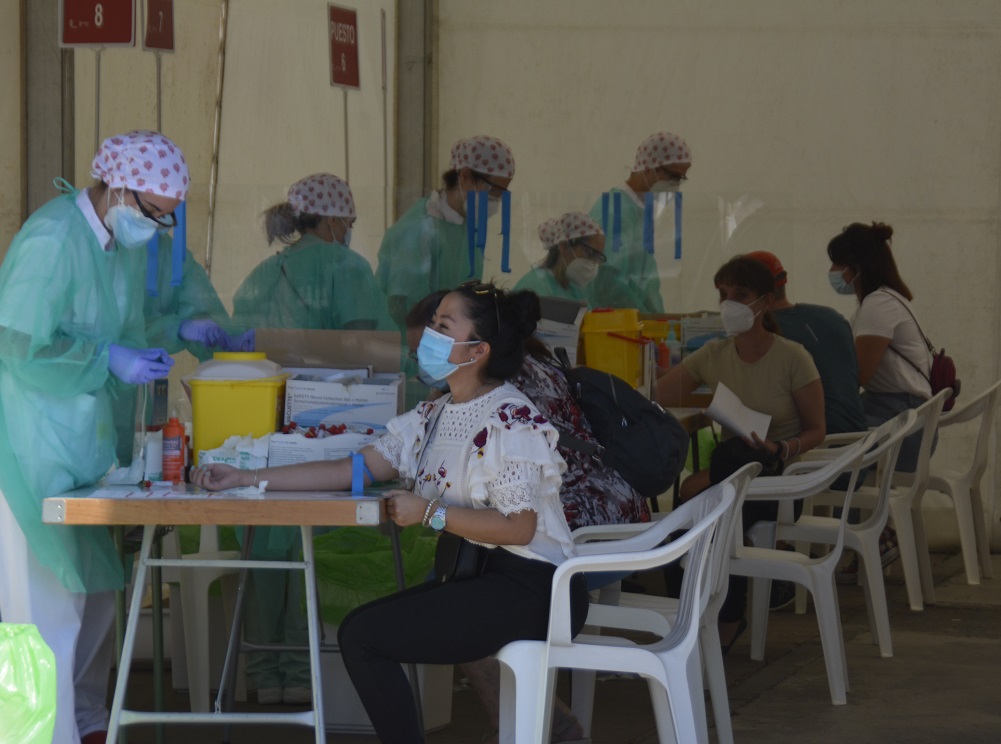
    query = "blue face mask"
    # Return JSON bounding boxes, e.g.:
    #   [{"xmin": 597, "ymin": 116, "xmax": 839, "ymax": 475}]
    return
[
  {"xmin": 416, "ymin": 327, "xmax": 480, "ymax": 382},
  {"xmin": 105, "ymin": 203, "xmax": 158, "ymax": 250},
  {"xmin": 417, "ymin": 370, "xmax": 450, "ymax": 391},
  {"xmin": 829, "ymin": 268, "xmax": 857, "ymax": 295}
]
